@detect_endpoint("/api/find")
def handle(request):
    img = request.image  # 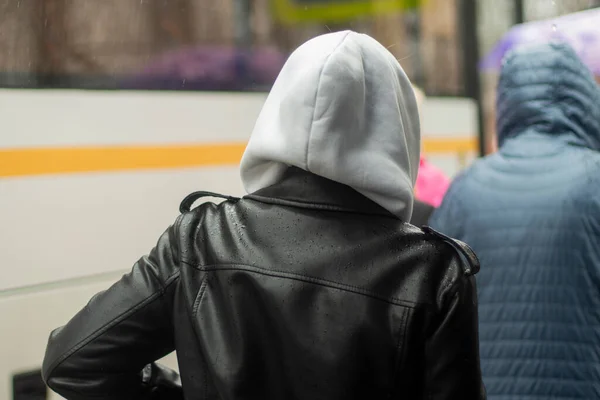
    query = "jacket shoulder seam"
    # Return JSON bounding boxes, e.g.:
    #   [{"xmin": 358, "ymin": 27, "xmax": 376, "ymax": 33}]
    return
[{"xmin": 421, "ymin": 226, "xmax": 480, "ymax": 276}]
